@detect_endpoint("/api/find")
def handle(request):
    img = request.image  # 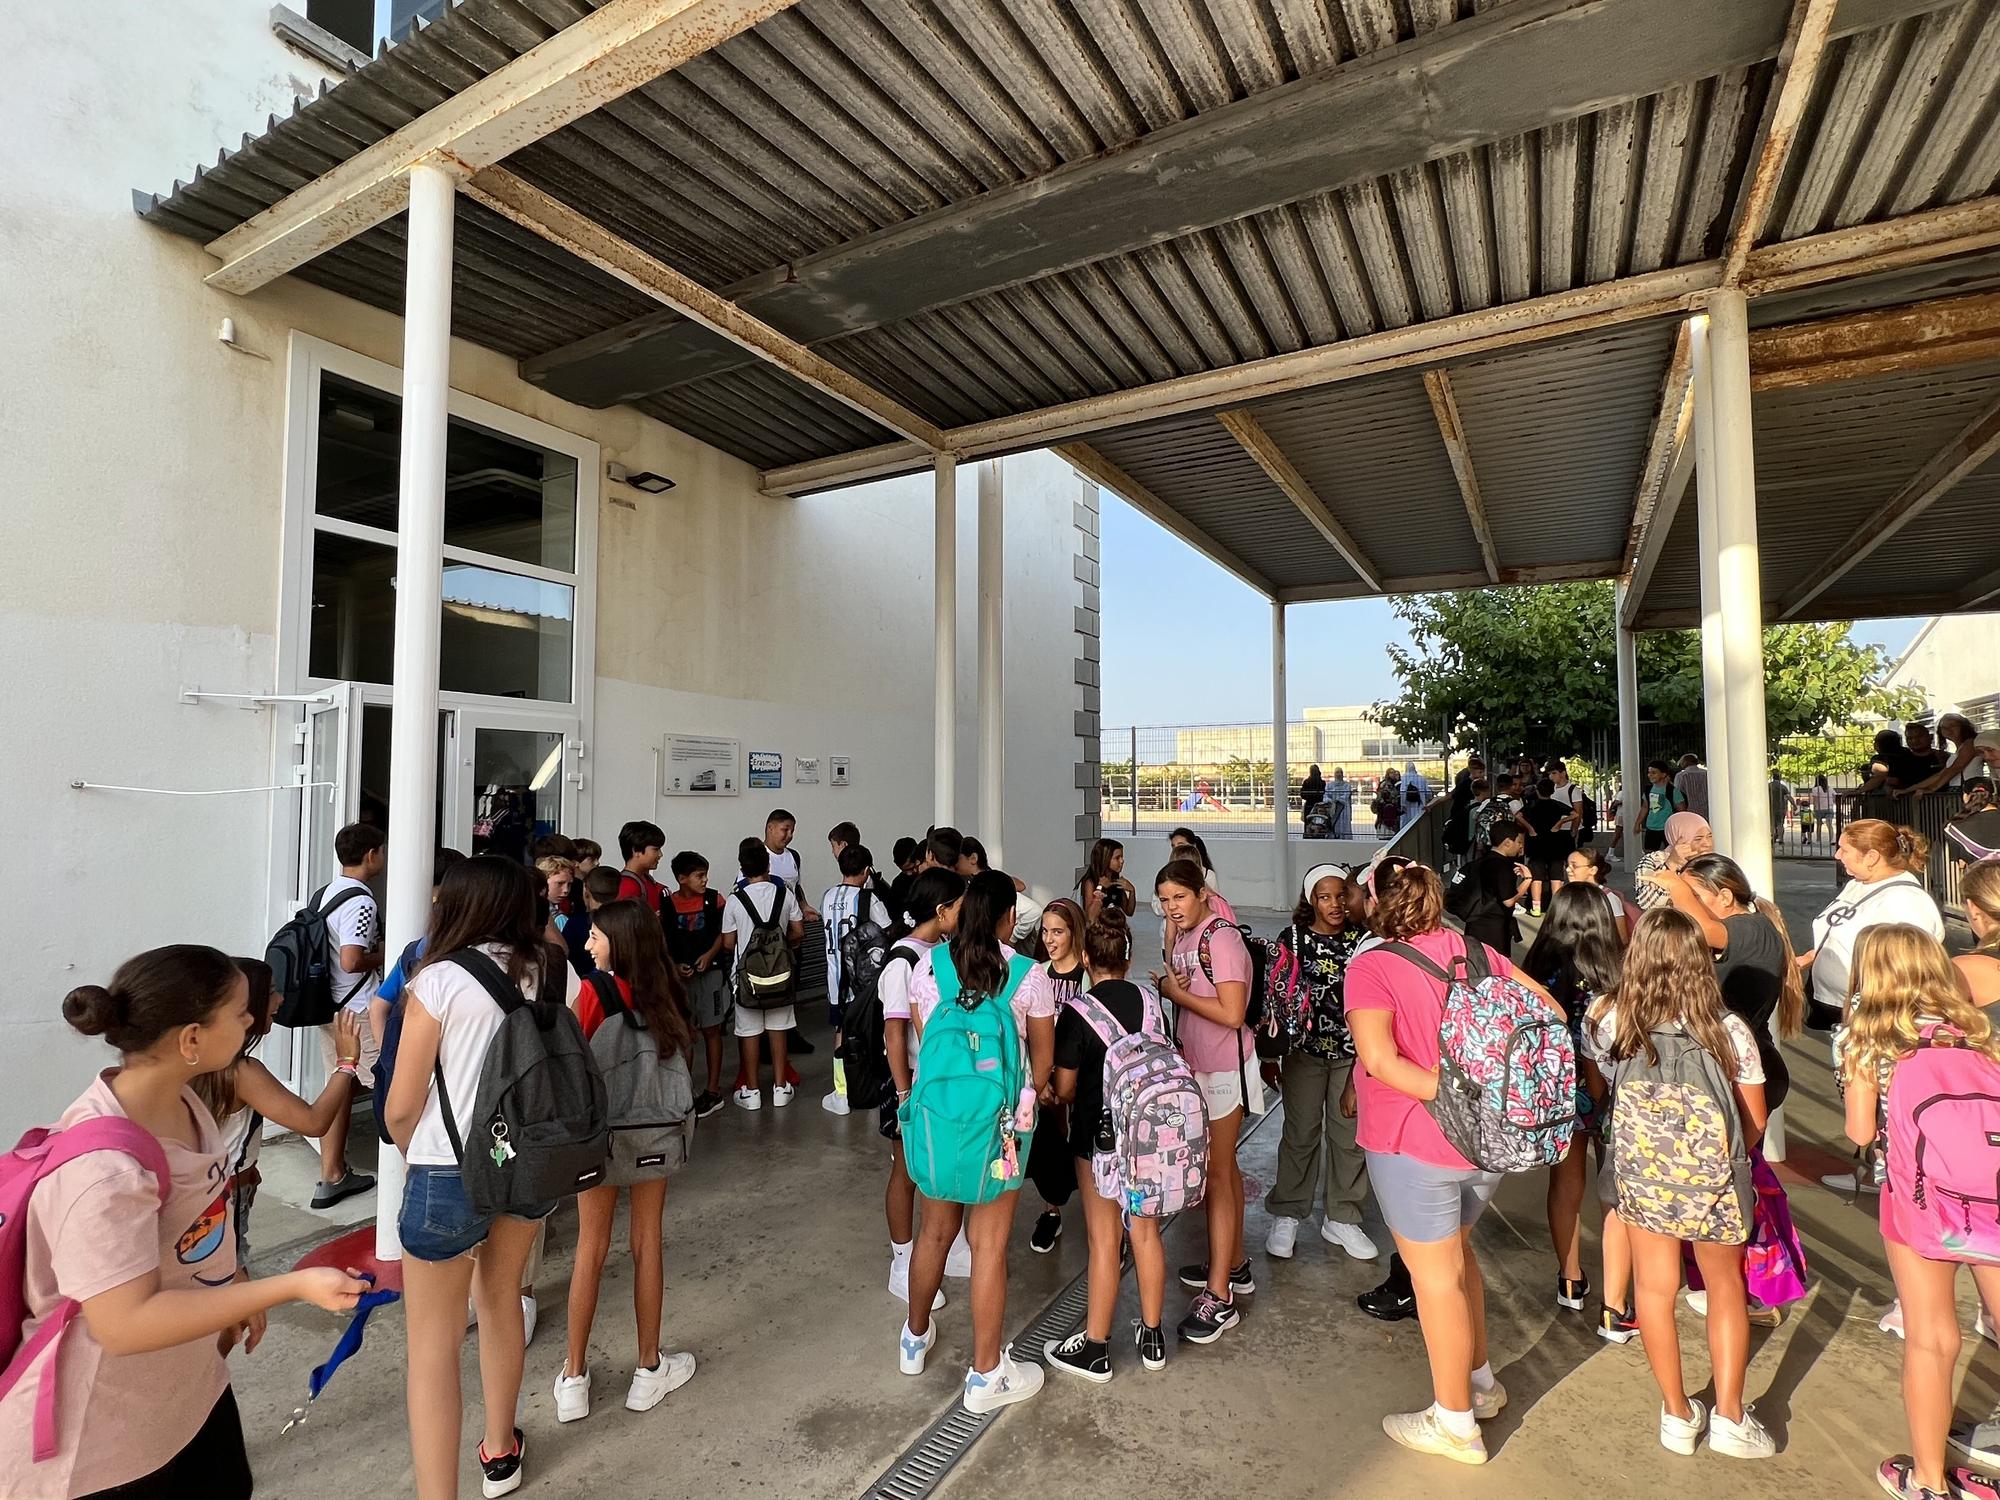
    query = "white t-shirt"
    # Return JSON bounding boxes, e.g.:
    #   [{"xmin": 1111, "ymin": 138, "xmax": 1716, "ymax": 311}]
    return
[
  {"xmin": 879, "ymin": 935, "xmax": 937, "ymax": 1023},
  {"xmin": 820, "ymin": 883, "xmax": 892, "ymax": 998},
  {"xmin": 1811, "ymin": 875, "xmax": 1945, "ymax": 1007},
  {"xmin": 1584, "ymin": 1004, "xmax": 1764, "ymax": 1087},
  {"xmin": 724, "ymin": 881, "xmax": 803, "ymax": 987},
  {"xmin": 321, "ymin": 875, "xmax": 381, "ymax": 1012},
  {"xmin": 405, "ymin": 944, "xmax": 584, "ymax": 1167},
  {"xmin": 766, "ymin": 846, "xmax": 801, "ymax": 894}
]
